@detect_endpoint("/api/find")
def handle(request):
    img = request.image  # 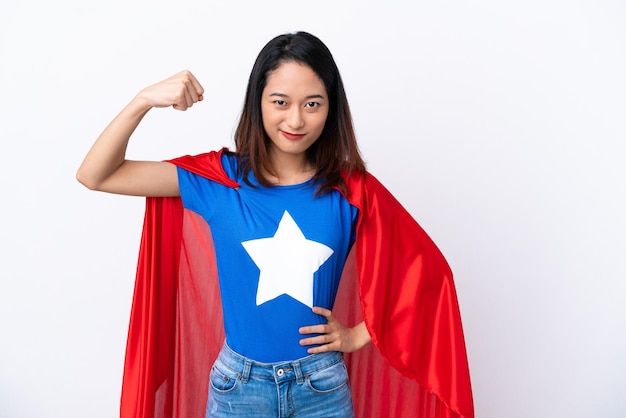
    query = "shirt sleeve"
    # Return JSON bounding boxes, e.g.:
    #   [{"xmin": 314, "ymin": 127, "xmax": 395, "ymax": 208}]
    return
[{"xmin": 176, "ymin": 166, "xmax": 218, "ymax": 222}]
